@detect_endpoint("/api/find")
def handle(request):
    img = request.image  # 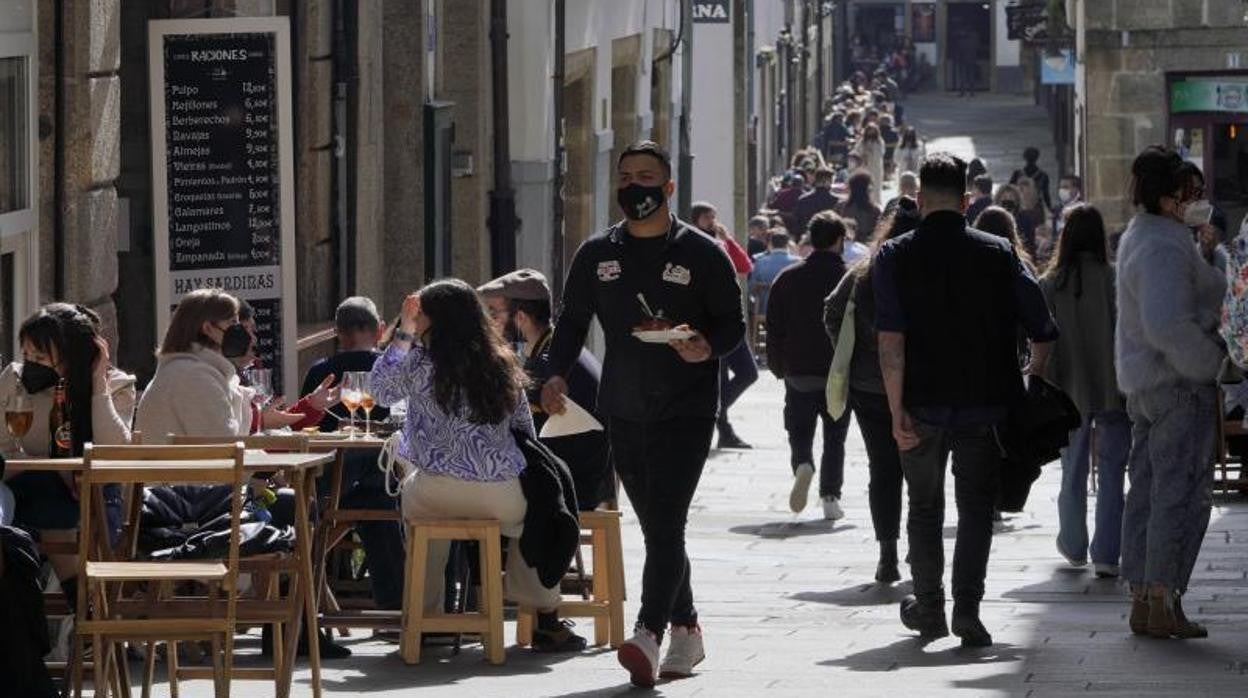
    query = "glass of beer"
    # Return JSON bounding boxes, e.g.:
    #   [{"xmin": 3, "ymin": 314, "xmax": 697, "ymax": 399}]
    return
[
  {"xmin": 5, "ymin": 393, "xmax": 34, "ymax": 456},
  {"xmin": 340, "ymin": 372, "xmax": 363, "ymax": 439}
]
